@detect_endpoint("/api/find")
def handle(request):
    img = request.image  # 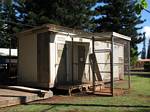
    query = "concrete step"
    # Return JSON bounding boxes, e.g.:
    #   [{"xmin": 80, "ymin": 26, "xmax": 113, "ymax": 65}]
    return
[
  {"xmin": 0, "ymin": 87, "xmax": 53, "ymax": 108},
  {"xmin": 0, "ymin": 85, "xmax": 47, "ymax": 93}
]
